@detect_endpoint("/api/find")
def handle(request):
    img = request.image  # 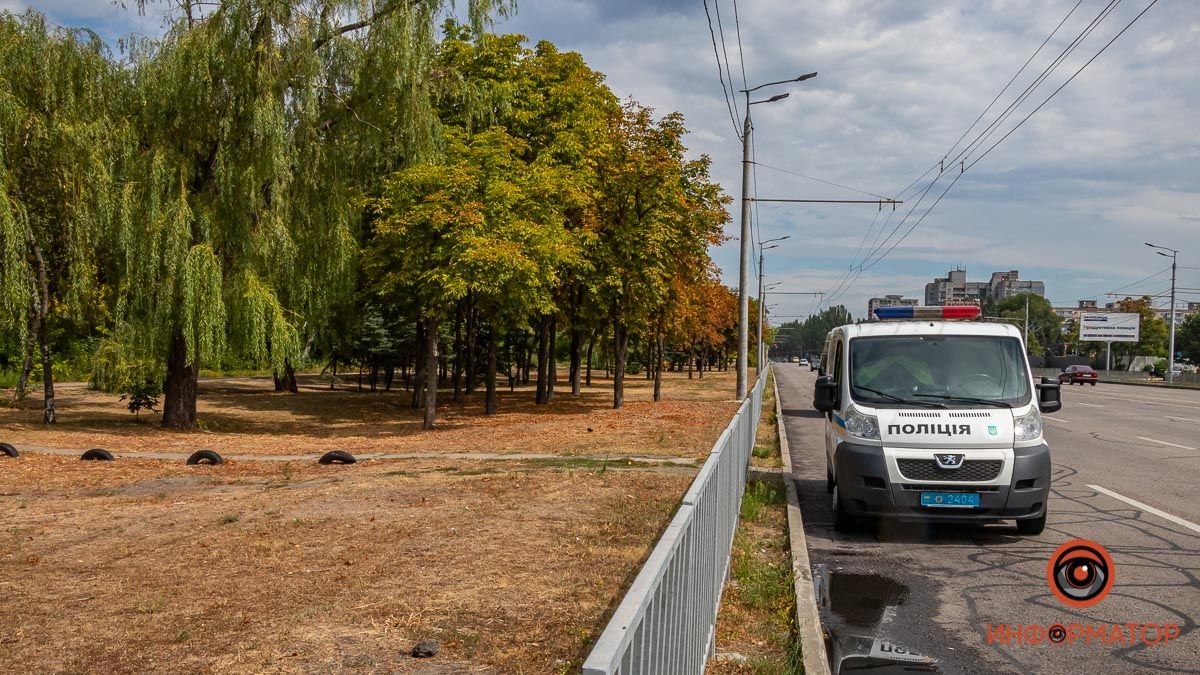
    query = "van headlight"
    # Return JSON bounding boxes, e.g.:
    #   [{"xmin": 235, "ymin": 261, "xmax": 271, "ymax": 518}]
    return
[
  {"xmin": 844, "ymin": 406, "xmax": 880, "ymax": 440},
  {"xmin": 1014, "ymin": 409, "xmax": 1043, "ymax": 442}
]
